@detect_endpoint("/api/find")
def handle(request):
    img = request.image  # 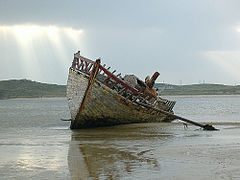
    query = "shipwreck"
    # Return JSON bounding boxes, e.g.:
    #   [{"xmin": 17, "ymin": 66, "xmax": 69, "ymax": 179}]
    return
[{"xmin": 66, "ymin": 51, "xmax": 177, "ymax": 129}]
